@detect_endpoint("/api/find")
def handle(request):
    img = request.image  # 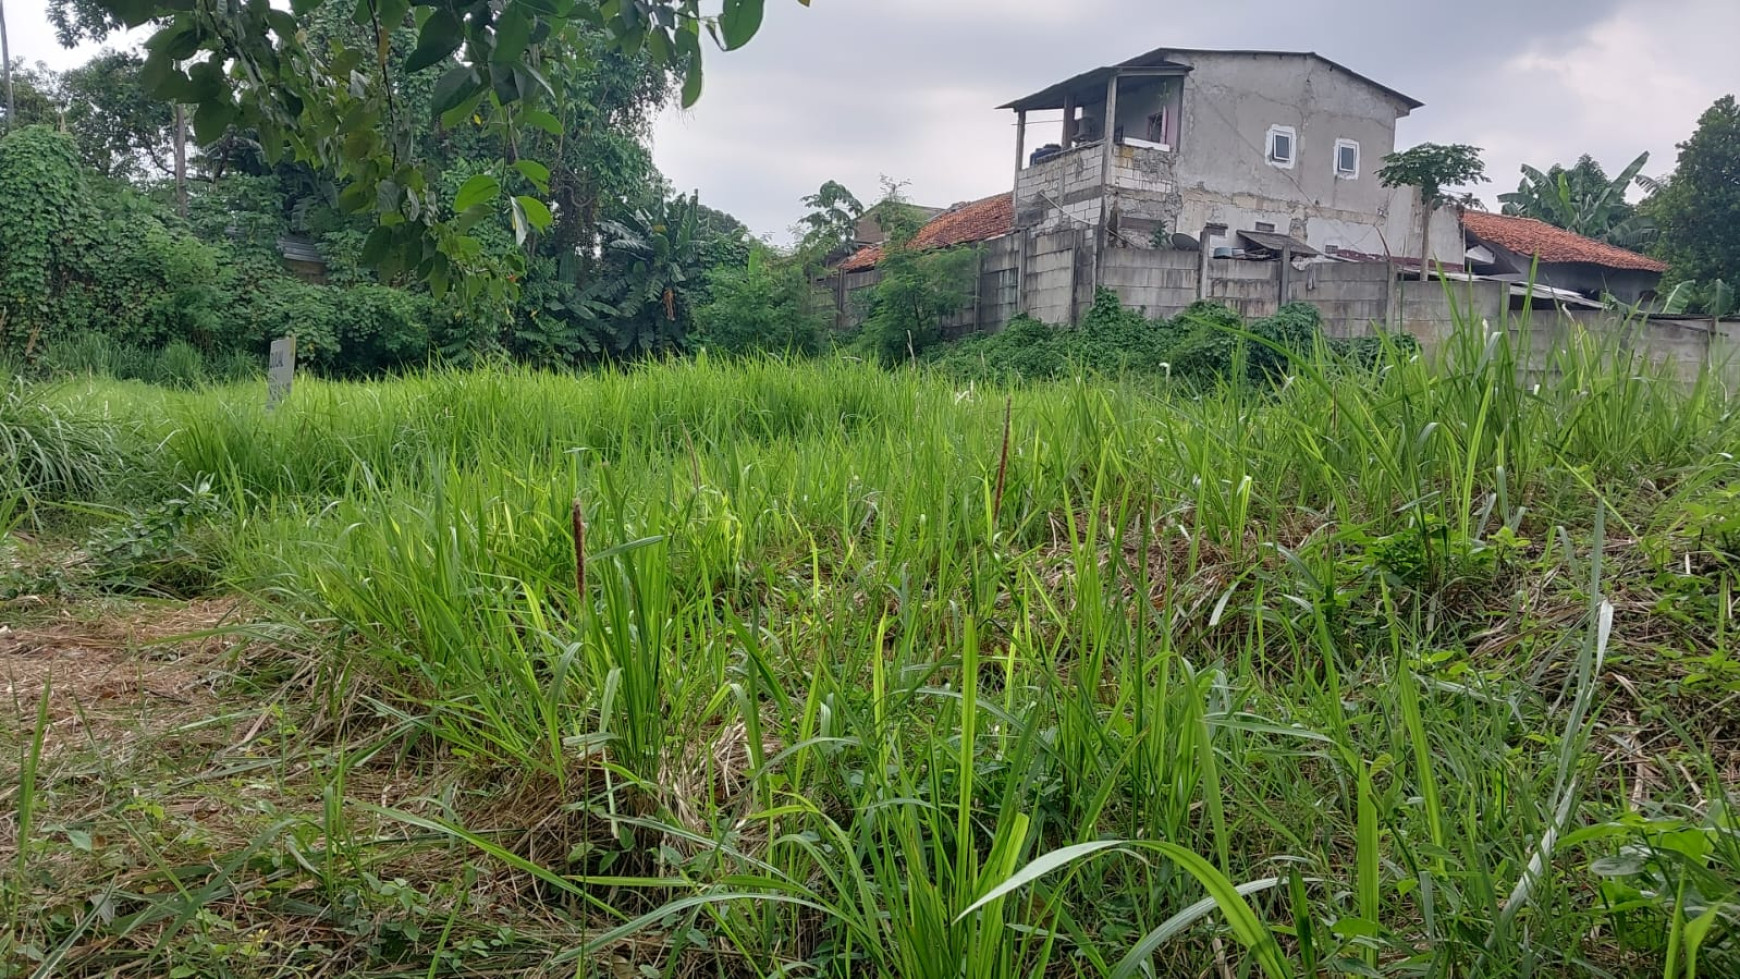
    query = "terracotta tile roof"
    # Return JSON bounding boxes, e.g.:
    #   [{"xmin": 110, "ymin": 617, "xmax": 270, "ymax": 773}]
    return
[
  {"xmin": 1462, "ymin": 210, "xmax": 1667, "ymax": 273},
  {"xmin": 837, "ymin": 193, "xmax": 1015, "ymax": 272}
]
